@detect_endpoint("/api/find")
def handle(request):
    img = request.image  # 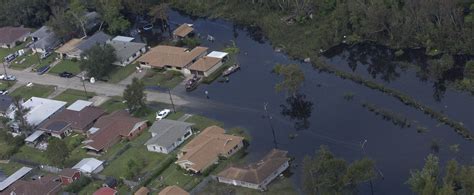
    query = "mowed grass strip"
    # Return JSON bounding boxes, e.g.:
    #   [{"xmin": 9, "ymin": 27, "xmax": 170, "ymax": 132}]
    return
[
  {"xmin": 53, "ymin": 89, "xmax": 95, "ymax": 105},
  {"xmin": 49, "ymin": 59, "xmax": 82, "ymax": 75},
  {"xmin": 10, "ymin": 83, "xmax": 55, "ymax": 99}
]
